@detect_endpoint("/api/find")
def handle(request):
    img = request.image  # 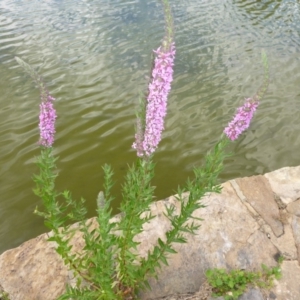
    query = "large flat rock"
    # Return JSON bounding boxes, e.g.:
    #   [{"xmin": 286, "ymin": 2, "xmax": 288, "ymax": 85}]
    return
[
  {"xmin": 0, "ymin": 234, "xmax": 67, "ymax": 300},
  {"xmin": 0, "ymin": 166, "xmax": 300, "ymax": 300},
  {"xmin": 139, "ymin": 181, "xmax": 279, "ymax": 299}
]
